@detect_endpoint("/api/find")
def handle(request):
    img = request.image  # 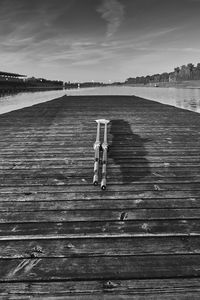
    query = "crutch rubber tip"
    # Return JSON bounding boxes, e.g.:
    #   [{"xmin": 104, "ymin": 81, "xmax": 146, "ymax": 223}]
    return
[
  {"xmin": 101, "ymin": 178, "xmax": 106, "ymax": 190},
  {"xmin": 93, "ymin": 181, "xmax": 98, "ymax": 186}
]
